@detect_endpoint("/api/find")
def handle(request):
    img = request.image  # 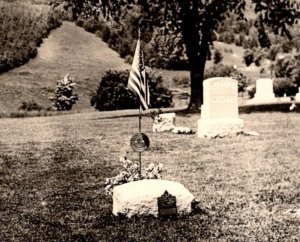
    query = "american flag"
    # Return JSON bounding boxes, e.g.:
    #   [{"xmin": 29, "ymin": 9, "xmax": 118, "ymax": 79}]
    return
[{"xmin": 128, "ymin": 30, "xmax": 150, "ymax": 110}]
